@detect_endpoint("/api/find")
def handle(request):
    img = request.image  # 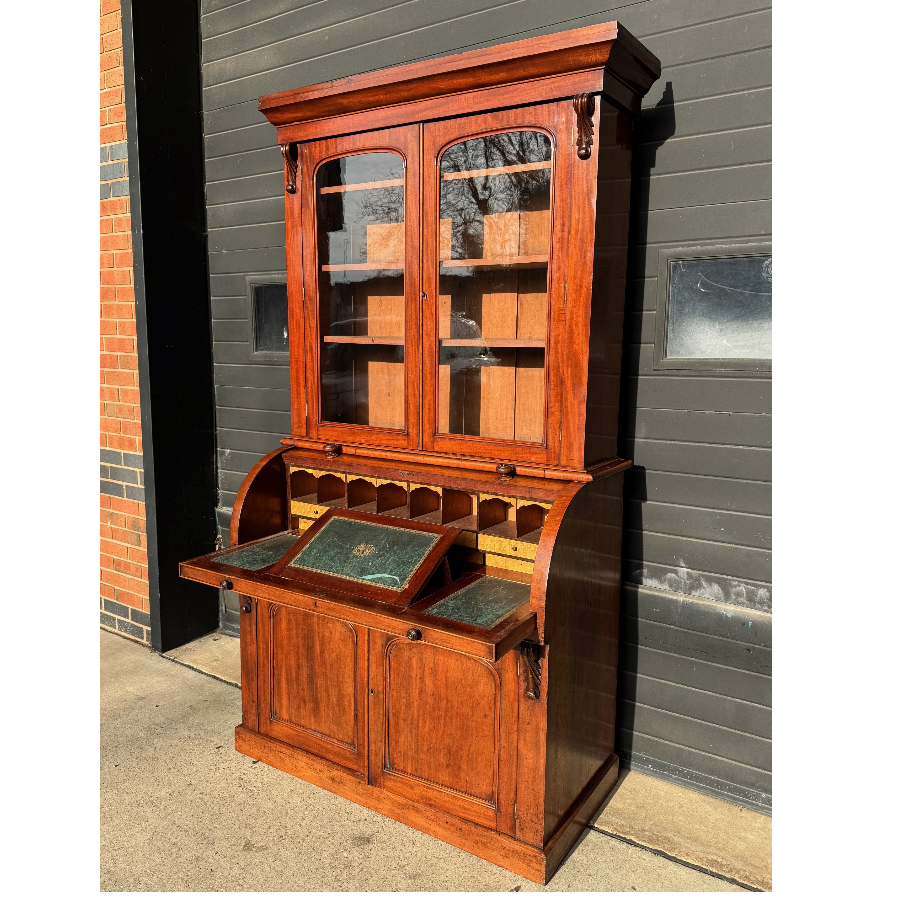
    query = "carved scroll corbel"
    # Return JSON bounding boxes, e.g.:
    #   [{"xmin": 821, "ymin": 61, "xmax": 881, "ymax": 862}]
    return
[
  {"xmin": 521, "ymin": 641, "xmax": 542, "ymax": 700},
  {"xmin": 280, "ymin": 142, "xmax": 298, "ymax": 194},
  {"xmin": 573, "ymin": 93, "xmax": 596, "ymax": 160}
]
